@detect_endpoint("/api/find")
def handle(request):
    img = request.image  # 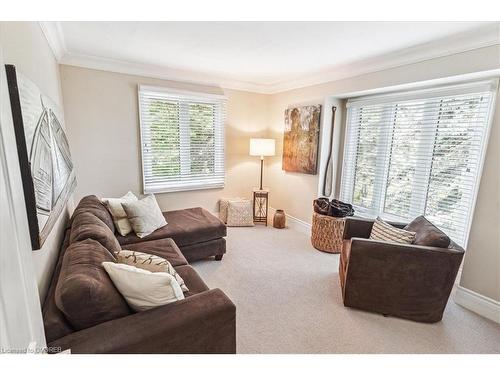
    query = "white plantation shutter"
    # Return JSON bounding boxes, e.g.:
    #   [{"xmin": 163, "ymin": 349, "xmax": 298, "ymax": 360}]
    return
[
  {"xmin": 340, "ymin": 80, "xmax": 497, "ymax": 246},
  {"xmin": 138, "ymin": 86, "xmax": 226, "ymax": 193}
]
